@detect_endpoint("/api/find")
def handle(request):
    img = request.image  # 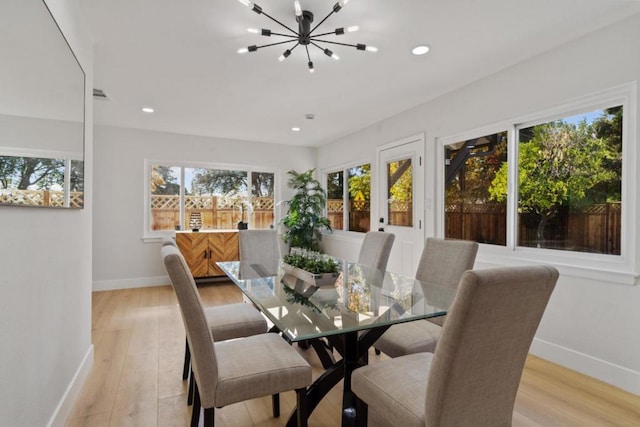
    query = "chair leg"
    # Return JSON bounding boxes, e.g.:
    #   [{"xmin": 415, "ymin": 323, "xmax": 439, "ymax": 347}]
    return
[
  {"xmin": 191, "ymin": 381, "xmax": 201, "ymax": 427},
  {"xmin": 183, "ymin": 338, "xmax": 190, "ymax": 380},
  {"xmin": 187, "ymin": 368, "xmax": 194, "ymax": 405},
  {"xmin": 203, "ymin": 407, "xmax": 215, "ymax": 427},
  {"xmin": 272, "ymin": 393, "xmax": 280, "ymax": 418},
  {"xmin": 296, "ymin": 388, "xmax": 308, "ymax": 427},
  {"xmin": 356, "ymin": 396, "xmax": 368, "ymax": 427}
]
